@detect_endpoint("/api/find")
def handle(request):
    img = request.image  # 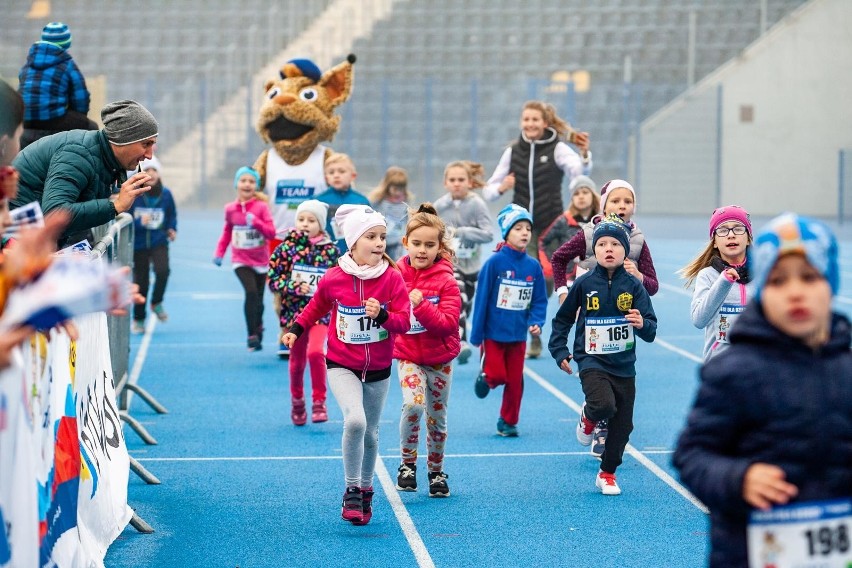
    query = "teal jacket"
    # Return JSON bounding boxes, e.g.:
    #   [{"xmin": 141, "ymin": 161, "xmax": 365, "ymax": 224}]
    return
[{"xmin": 11, "ymin": 129, "xmax": 124, "ymax": 238}]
